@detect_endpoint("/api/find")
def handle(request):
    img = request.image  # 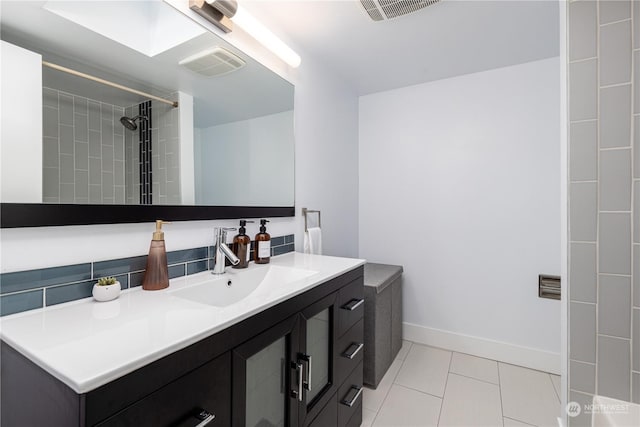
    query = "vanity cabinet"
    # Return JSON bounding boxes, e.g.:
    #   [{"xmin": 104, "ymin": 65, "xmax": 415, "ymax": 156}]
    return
[{"xmin": 1, "ymin": 265, "xmax": 364, "ymax": 427}]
